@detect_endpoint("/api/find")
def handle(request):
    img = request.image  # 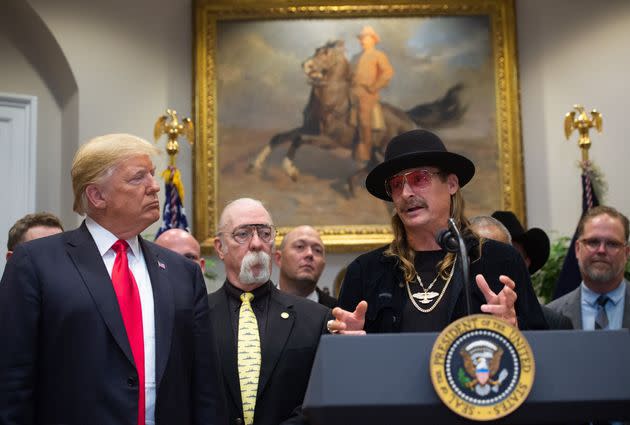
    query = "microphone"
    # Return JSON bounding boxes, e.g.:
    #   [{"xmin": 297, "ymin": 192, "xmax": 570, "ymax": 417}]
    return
[
  {"xmin": 436, "ymin": 229, "xmax": 459, "ymax": 253},
  {"xmin": 436, "ymin": 218, "xmax": 472, "ymax": 316}
]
